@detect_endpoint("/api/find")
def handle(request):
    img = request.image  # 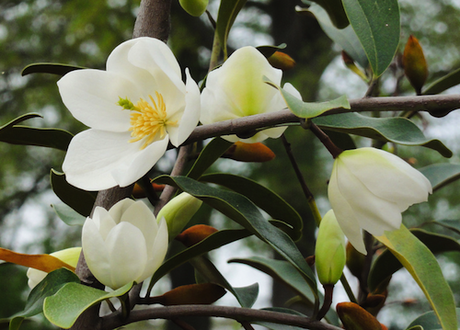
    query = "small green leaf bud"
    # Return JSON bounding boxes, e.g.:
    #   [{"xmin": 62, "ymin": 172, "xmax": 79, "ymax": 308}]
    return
[
  {"xmin": 315, "ymin": 210, "xmax": 346, "ymax": 285},
  {"xmin": 157, "ymin": 192, "xmax": 203, "ymax": 240}
]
